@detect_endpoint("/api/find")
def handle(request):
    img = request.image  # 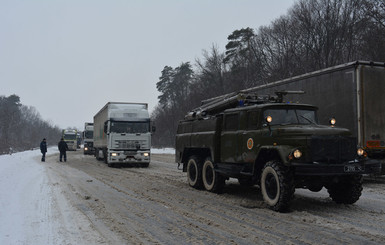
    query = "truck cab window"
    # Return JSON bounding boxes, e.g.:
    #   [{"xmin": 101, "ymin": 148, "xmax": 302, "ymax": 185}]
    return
[
  {"xmin": 263, "ymin": 108, "xmax": 318, "ymax": 126},
  {"xmin": 110, "ymin": 121, "xmax": 150, "ymax": 134}
]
